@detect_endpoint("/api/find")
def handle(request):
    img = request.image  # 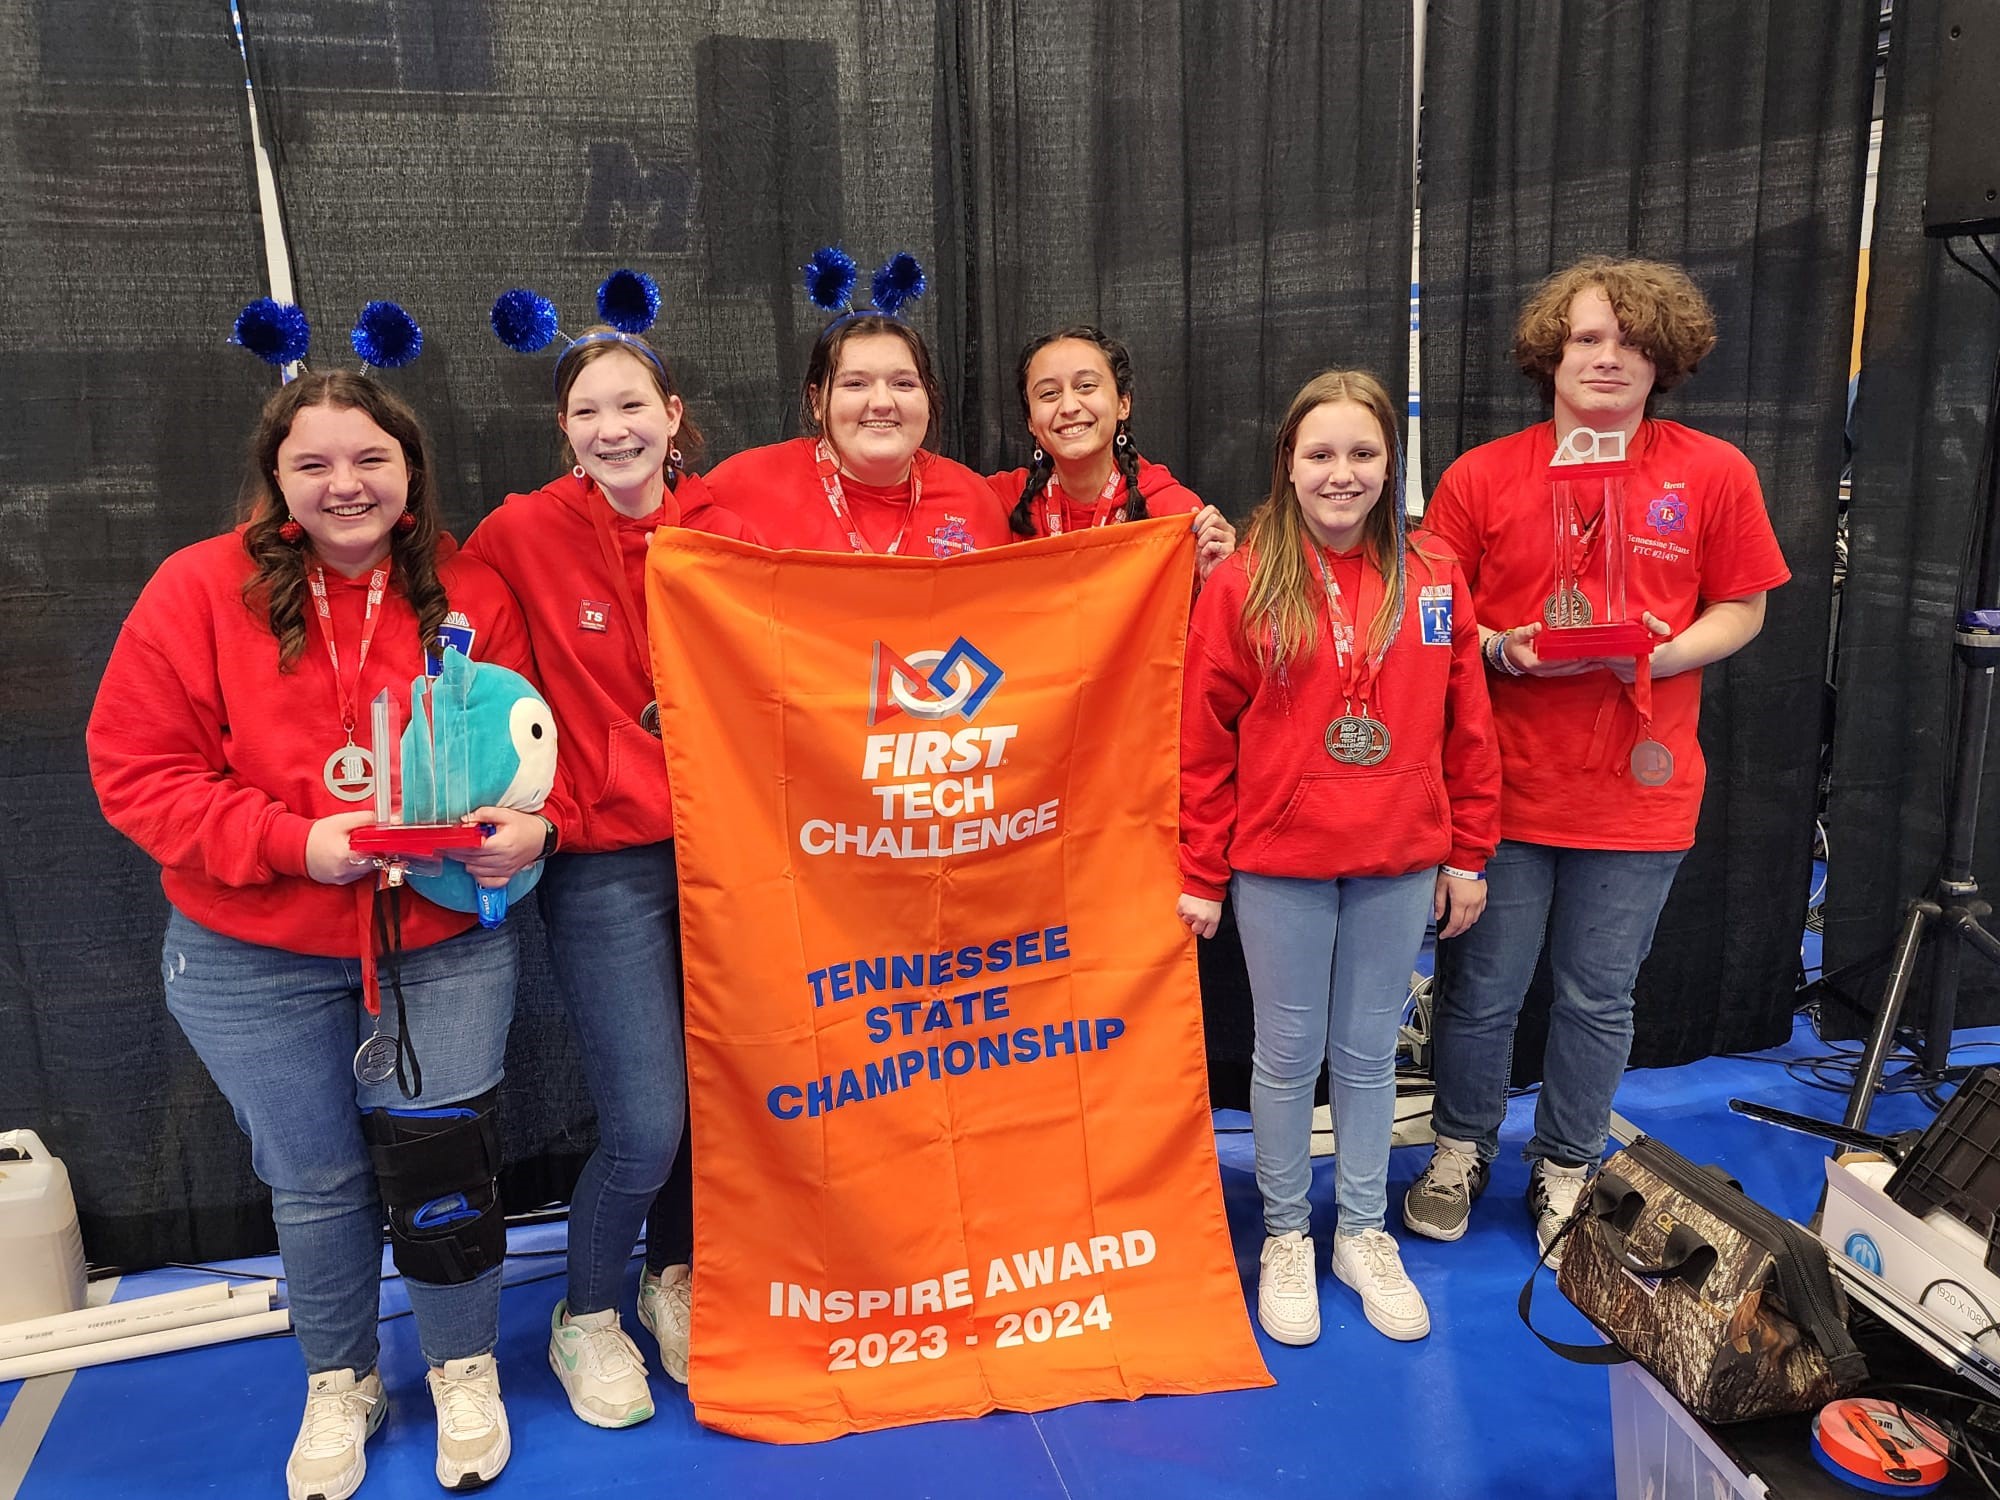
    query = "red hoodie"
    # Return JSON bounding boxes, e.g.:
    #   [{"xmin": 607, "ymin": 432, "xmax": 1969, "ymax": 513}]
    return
[
  {"xmin": 1180, "ymin": 538, "xmax": 1501, "ymax": 900},
  {"xmin": 986, "ymin": 455, "xmax": 1204, "ymax": 539},
  {"xmin": 463, "ymin": 470, "xmax": 752, "ymax": 853},
  {"xmin": 703, "ymin": 437, "xmax": 1013, "ymax": 554},
  {"xmin": 88, "ymin": 531, "xmax": 559, "ymax": 957}
]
